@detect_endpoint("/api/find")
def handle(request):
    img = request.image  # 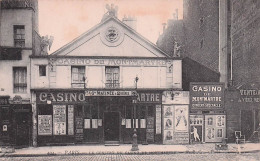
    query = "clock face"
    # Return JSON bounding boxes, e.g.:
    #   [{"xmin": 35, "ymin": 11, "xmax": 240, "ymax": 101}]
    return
[{"xmin": 105, "ymin": 27, "xmax": 119, "ymax": 42}]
